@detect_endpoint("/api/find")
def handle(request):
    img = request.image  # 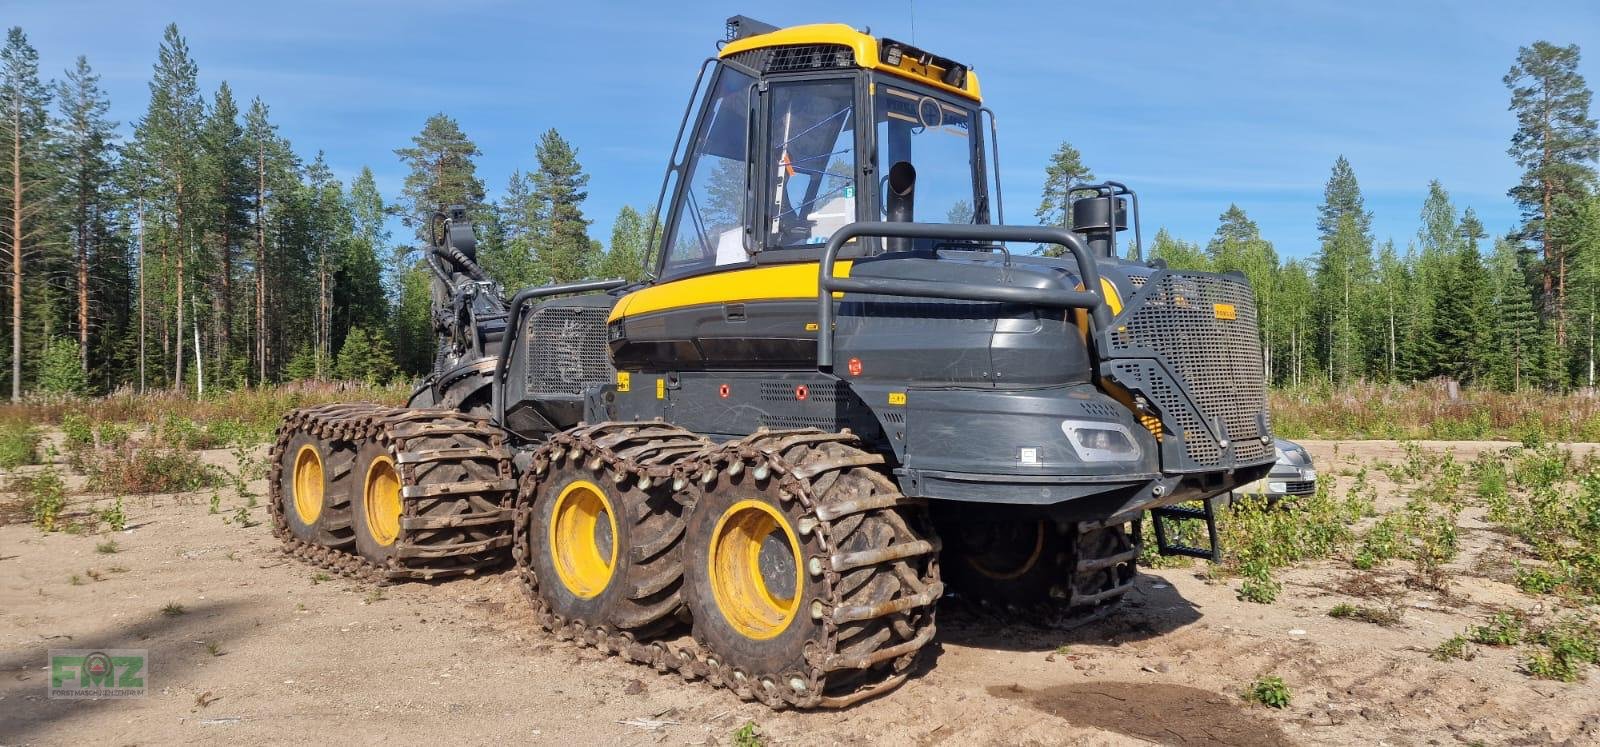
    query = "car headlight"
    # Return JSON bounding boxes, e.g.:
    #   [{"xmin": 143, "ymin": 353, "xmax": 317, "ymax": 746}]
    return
[{"xmin": 1060, "ymin": 420, "xmax": 1141, "ymax": 462}]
